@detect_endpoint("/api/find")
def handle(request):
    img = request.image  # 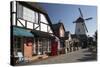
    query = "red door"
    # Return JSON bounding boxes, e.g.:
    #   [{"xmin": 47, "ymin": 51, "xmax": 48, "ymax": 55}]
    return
[{"xmin": 51, "ymin": 40, "xmax": 58, "ymax": 56}]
